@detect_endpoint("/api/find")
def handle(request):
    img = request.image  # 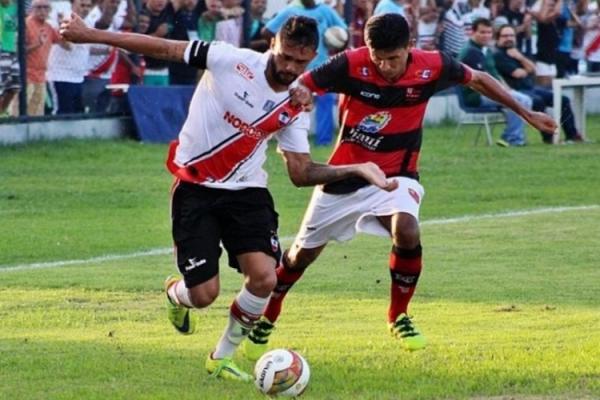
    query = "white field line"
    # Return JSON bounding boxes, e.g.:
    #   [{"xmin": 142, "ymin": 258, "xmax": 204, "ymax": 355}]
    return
[{"xmin": 1, "ymin": 204, "xmax": 598, "ymax": 273}]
